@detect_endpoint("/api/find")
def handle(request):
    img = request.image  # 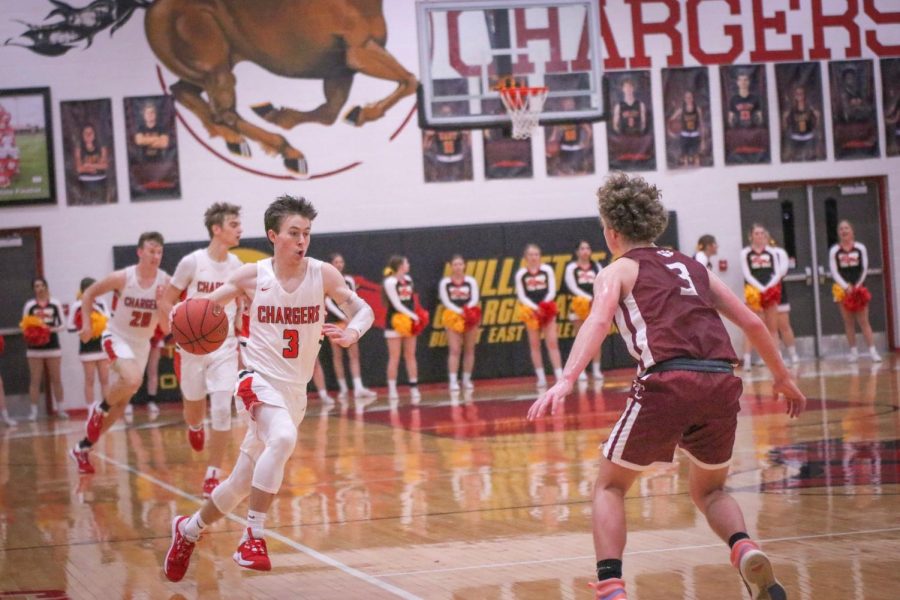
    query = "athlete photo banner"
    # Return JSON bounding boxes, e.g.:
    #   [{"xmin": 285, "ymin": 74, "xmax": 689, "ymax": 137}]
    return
[
  {"xmin": 775, "ymin": 62, "xmax": 826, "ymax": 164},
  {"xmin": 662, "ymin": 67, "xmax": 713, "ymax": 169},
  {"xmin": 124, "ymin": 94, "xmax": 181, "ymax": 201},
  {"xmin": 605, "ymin": 70, "xmax": 656, "ymax": 172},
  {"xmin": 114, "ymin": 215, "xmax": 679, "ymax": 400},
  {"xmin": 60, "ymin": 98, "xmax": 118, "ymax": 206},
  {"xmin": 829, "ymin": 60, "xmax": 879, "ymax": 160},
  {"xmin": 720, "ymin": 64, "xmax": 770, "ymax": 165}
]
